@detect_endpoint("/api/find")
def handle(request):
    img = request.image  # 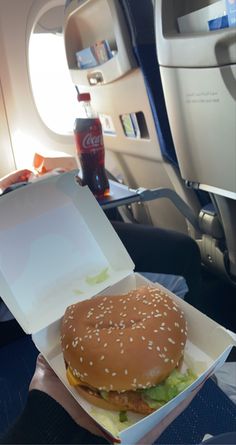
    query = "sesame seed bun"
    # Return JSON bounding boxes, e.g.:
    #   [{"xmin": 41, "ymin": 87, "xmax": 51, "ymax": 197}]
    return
[{"xmin": 61, "ymin": 286, "xmax": 187, "ymax": 400}]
